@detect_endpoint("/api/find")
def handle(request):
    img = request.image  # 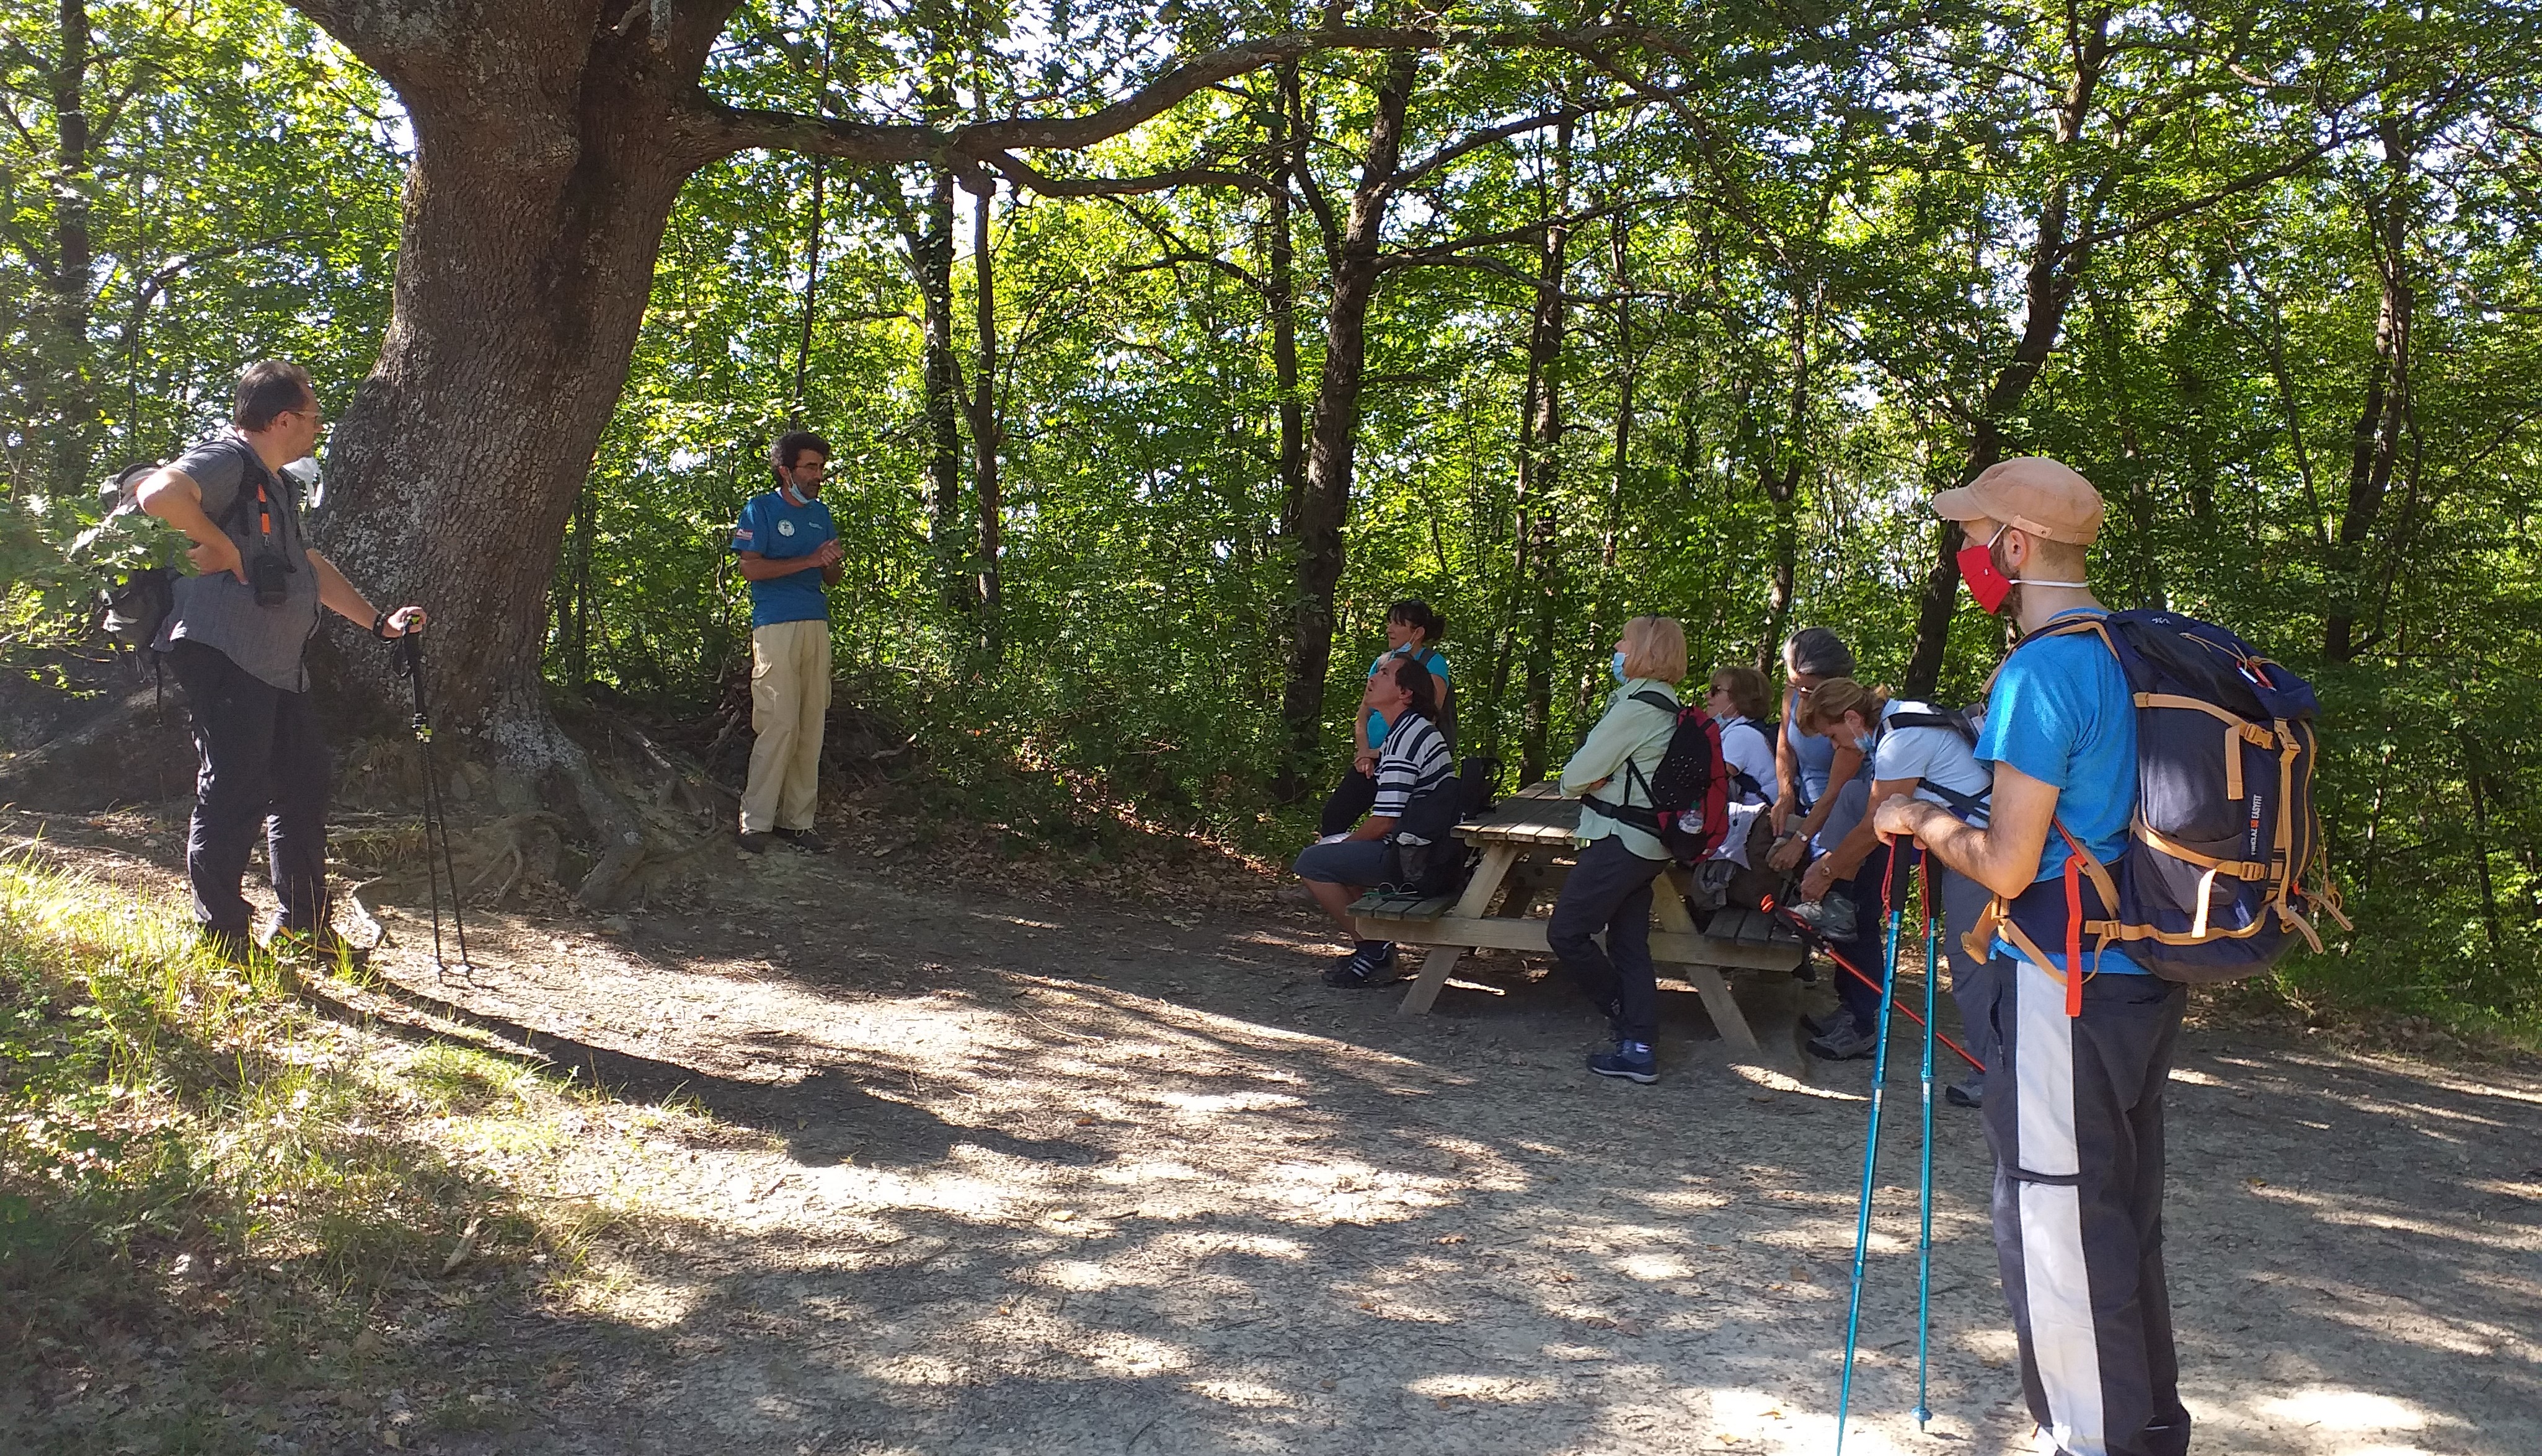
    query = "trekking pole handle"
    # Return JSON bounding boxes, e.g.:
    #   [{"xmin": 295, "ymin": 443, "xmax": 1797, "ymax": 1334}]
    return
[{"xmin": 397, "ymin": 632, "xmax": 431, "ymax": 741}]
